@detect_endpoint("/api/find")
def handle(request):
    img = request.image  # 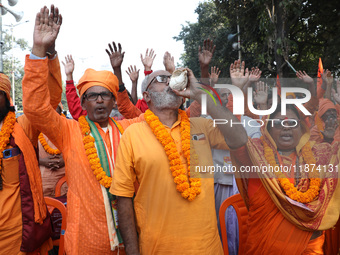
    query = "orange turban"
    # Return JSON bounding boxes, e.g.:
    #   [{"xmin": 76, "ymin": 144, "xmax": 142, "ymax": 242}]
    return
[
  {"xmin": 77, "ymin": 69, "xmax": 119, "ymax": 99},
  {"xmin": 0, "ymin": 73, "xmax": 11, "ymax": 101},
  {"xmin": 318, "ymin": 98, "xmax": 336, "ymax": 118}
]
